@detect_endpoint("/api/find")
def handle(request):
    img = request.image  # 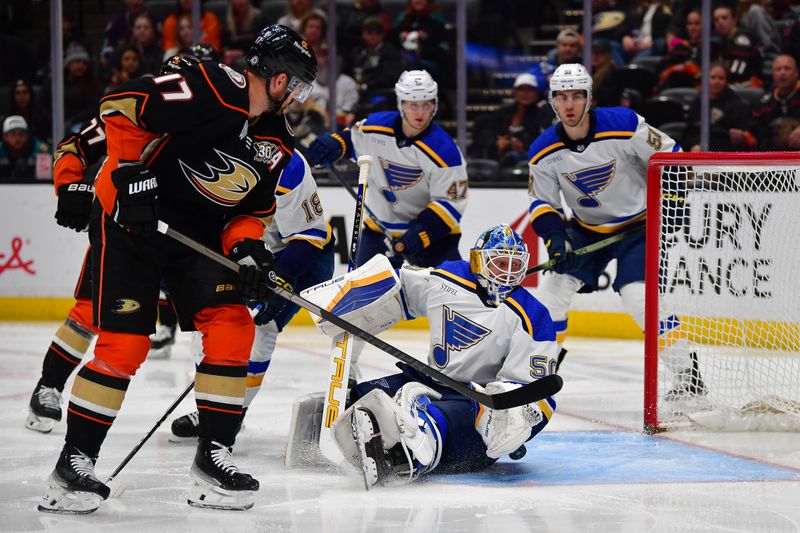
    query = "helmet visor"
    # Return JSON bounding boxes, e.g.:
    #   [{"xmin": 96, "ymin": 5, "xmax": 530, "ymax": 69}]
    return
[{"xmin": 287, "ymin": 75, "xmax": 314, "ymax": 103}]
